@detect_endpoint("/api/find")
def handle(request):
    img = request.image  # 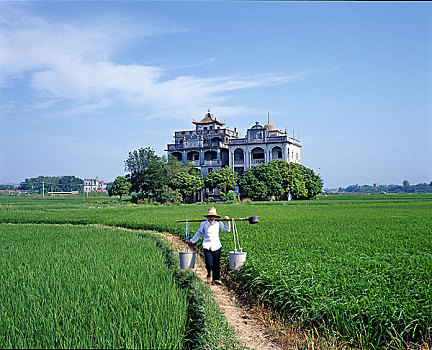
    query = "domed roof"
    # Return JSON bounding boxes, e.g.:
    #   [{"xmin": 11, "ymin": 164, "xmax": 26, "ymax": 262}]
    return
[{"xmin": 264, "ymin": 123, "xmax": 277, "ymax": 131}]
